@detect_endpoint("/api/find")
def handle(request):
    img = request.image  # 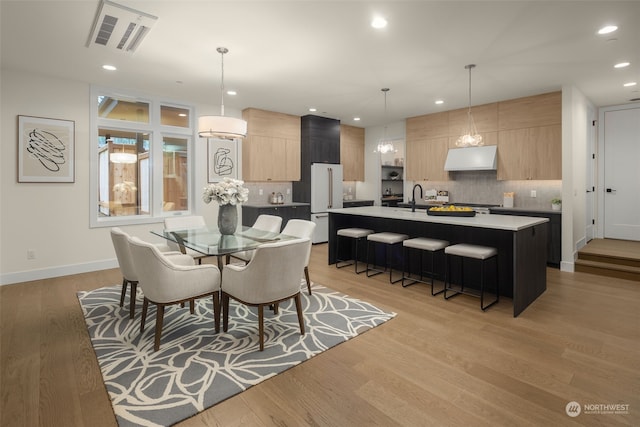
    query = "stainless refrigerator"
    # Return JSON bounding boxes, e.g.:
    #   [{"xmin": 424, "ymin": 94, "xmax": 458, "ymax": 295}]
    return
[{"xmin": 310, "ymin": 163, "xmax": 343, "ymax": 243}]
